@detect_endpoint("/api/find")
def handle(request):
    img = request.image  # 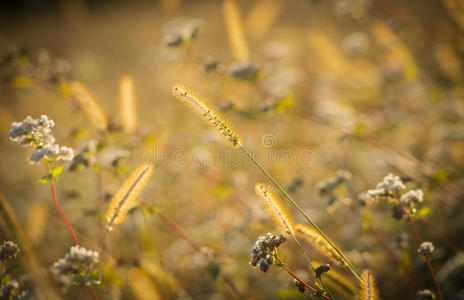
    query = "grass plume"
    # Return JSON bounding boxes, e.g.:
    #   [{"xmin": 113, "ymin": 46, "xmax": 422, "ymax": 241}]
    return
[
  {"xmin": 360, "ymin": 269, "xmax": 379, "ymax": 300},
  {"xmin": 105, "ymin": 163, "xmax": 154, "ymax": 231},
  {"xmin": 70, "ymin": 81, "xmax": 108, "ymax": 131},
  {"xmin": 172, "ymin": 84, "xmax": 241, "ymax": 146},
  {"xmin": 295, "ymin": 223, "xmax": 348, "ymax": 269},
  {"xmin": 222, "ymin": 0, "xmax": 249, "ymax": 61},
  {"xmin": 255, "ymin": 183, "xmax": 295, "ymax": 235},
  {"xmin": 119, "ymin": 75, "xmax": 138, "ymax": 134},
  {"xmin": 128, "ymin": 267, "xmax": 162, "ymax": 300}
]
